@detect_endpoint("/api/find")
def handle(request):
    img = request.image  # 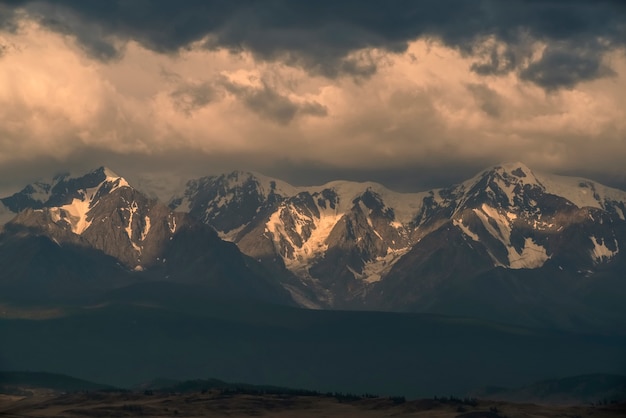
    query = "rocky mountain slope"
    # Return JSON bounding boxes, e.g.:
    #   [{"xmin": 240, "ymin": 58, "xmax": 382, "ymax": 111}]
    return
[
  {"xmin": 0, "ymin": 167, "xmax": 292, "ymax": 305},
  {"xmin": 168, "ymin": 170, "xmax": 428, "ymax": 306},
  {"xmin": 168, "ymin": 163, "xmax": 626, "ymax": 330},
  {"xmin": 2, "ymin": 162, "xmax": 625, "ymax": 331}
]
